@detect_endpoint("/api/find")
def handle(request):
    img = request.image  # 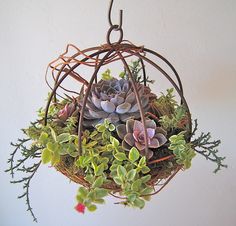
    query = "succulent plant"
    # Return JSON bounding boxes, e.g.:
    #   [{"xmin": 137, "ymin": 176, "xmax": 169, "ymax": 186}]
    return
[
  {"xmin": 116, "ymin": 119, "xmax": 167, "ymax": 159},
  {"xmin": 56, "ymin": 100, "xmax": 79, "ymax": 126},
  {"xmin": 80, "ymin": 78, "xmax": 155, "ymax": 127}
]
